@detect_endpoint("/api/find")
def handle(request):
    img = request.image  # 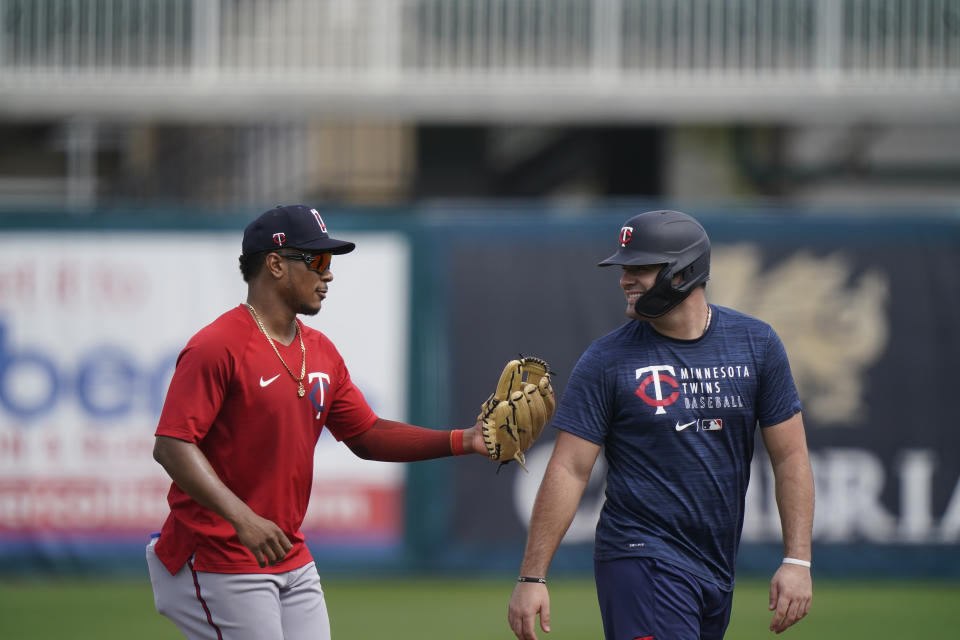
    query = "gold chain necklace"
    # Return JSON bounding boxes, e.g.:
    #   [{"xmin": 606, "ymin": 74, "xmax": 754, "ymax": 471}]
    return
[
  {"xmin": 244, "ymin": 303, "xmax": 306, "ymax": 397},
  {"xmin": 703, "ymin": 305, "xmax": 712, "ymax": 335}
]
